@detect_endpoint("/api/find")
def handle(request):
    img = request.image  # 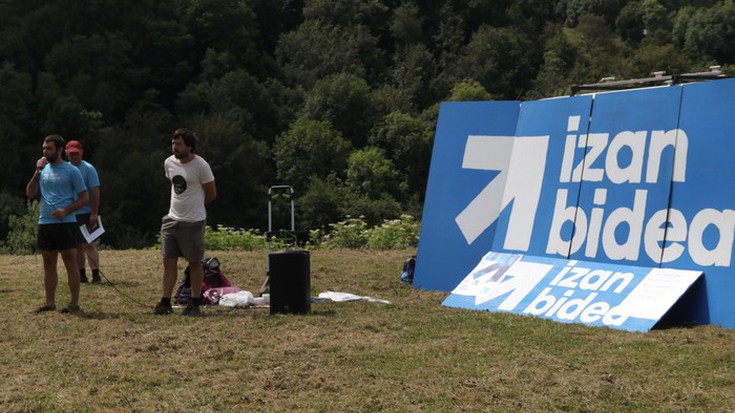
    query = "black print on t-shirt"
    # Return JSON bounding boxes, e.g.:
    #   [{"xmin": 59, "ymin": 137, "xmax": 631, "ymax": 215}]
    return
[{"xmin": 172, "ymin": 175, "xmax": 187, "ymax": 194}]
